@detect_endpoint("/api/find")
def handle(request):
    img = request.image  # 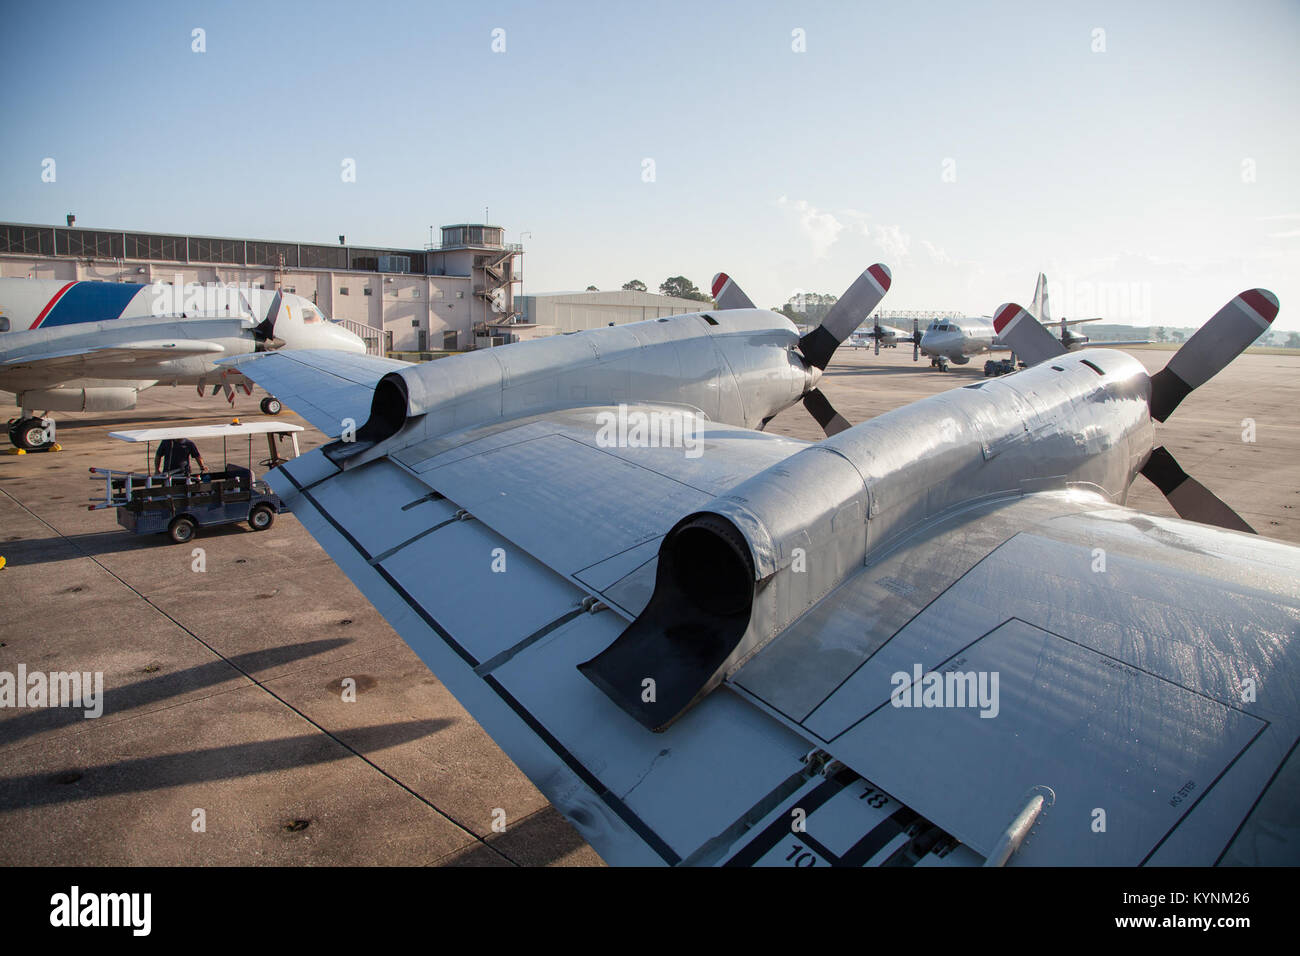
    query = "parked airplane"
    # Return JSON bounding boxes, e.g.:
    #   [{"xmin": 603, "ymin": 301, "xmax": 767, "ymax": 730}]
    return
[
  {"xmin": 848, "ymin": 321, "xmax": 916, "ymax": 351},
  {"xmin": 0, "ymin": 278, "xmax": 365, "ymax": 450},
  {"xmin": 222, "ymin": 267, "xmax": 1295, "ymax": 867},
  {"xmin": 918, "ymin": 313, "xmax": 1000, "ymax": 370},
  {"xmin": 920, "ymin": 274, "xmax": 1148, "ymax": 371}
]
